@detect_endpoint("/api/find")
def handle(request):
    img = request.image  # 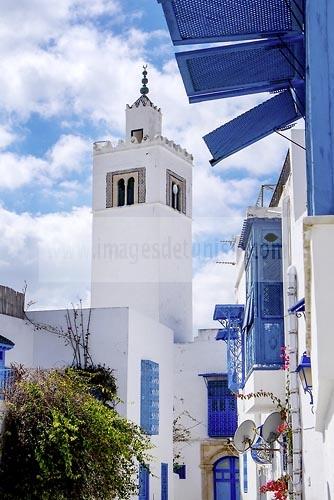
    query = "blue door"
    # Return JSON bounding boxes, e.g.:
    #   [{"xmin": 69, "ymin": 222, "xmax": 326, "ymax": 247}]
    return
[{"xmin": 214, "ymin": 456, "xmax": 240, "ymax": 500}]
